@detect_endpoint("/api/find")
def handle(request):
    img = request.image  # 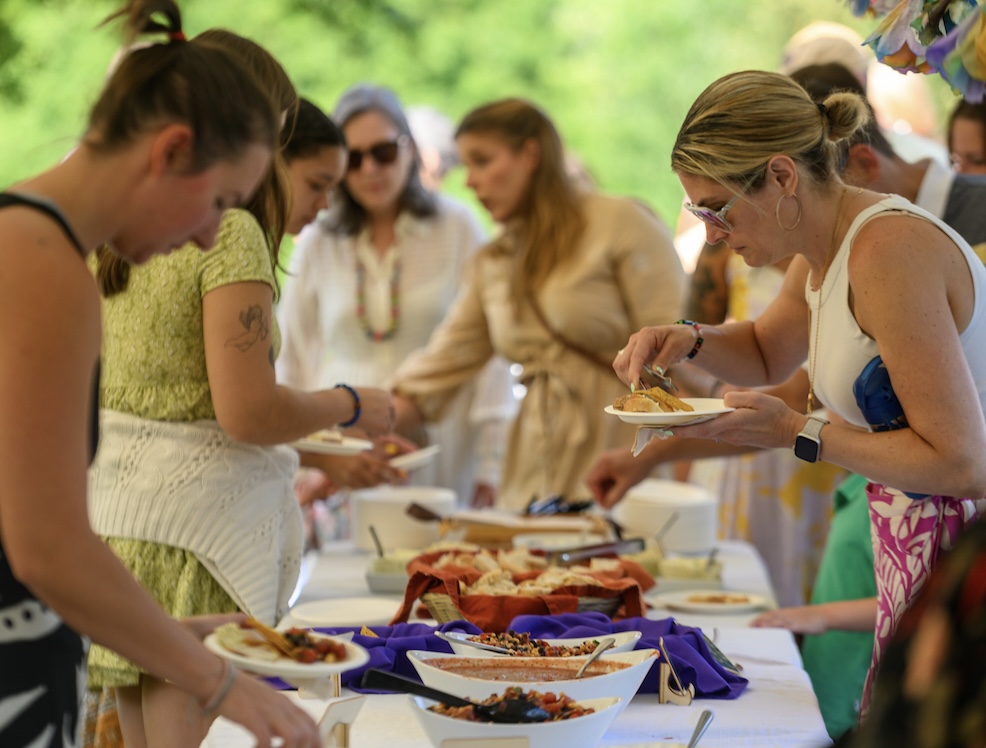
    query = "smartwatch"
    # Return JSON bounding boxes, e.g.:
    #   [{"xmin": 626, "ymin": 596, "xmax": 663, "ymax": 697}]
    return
[{"xmin": 794, "ymin": 415, "xmax": 829, "ymax": 463}]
